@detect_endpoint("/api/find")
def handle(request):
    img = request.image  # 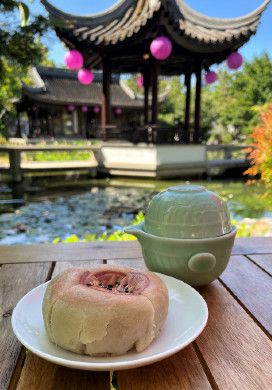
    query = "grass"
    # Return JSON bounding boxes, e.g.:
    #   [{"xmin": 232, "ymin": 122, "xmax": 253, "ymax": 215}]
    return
[
  {"xmin": 23, "ymin": 150, "xmax": 92, "ymax": 162},
  {"xmin": 0, "ymin": 138, "xmax": 99, "ymax": 162}
]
